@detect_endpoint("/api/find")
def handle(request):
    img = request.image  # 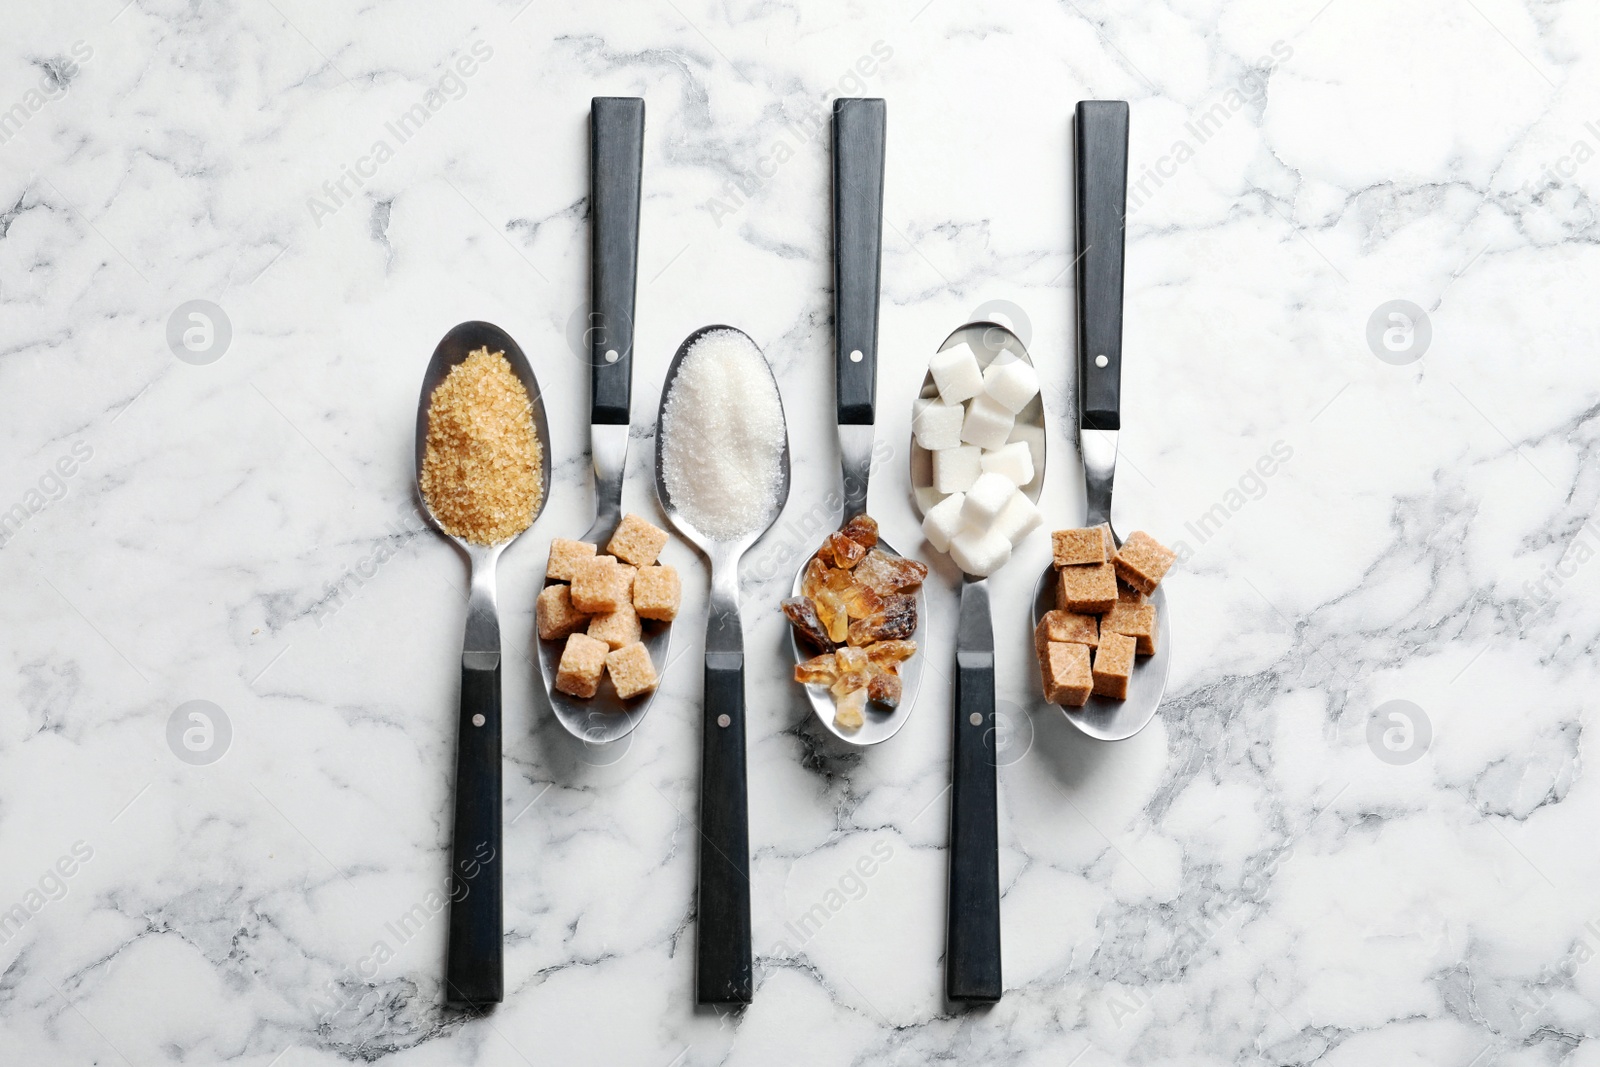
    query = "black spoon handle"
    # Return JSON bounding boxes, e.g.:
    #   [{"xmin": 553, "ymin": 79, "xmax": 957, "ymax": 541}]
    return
[
  {"xmin": 590, "ymin": 96, "xmax": 645, "ymax": 425},
  {"xmin": 832, "ymin": 96, "xmax": 886, "ymax": 426},
  {"xmin": 444, "ymin": 661, "xmax": 503, "ymax": 1008},
  {"xmin": 948, "ymin": 581, "xmax": 1001, "ymax": 1002},
  {"xmin": 1075, "ymin": 100, "xmax": 1129, "ymax": 432},
  {"xmin": 698, "ymin": 649, "xmax": 753, "ymax": 1004}
]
